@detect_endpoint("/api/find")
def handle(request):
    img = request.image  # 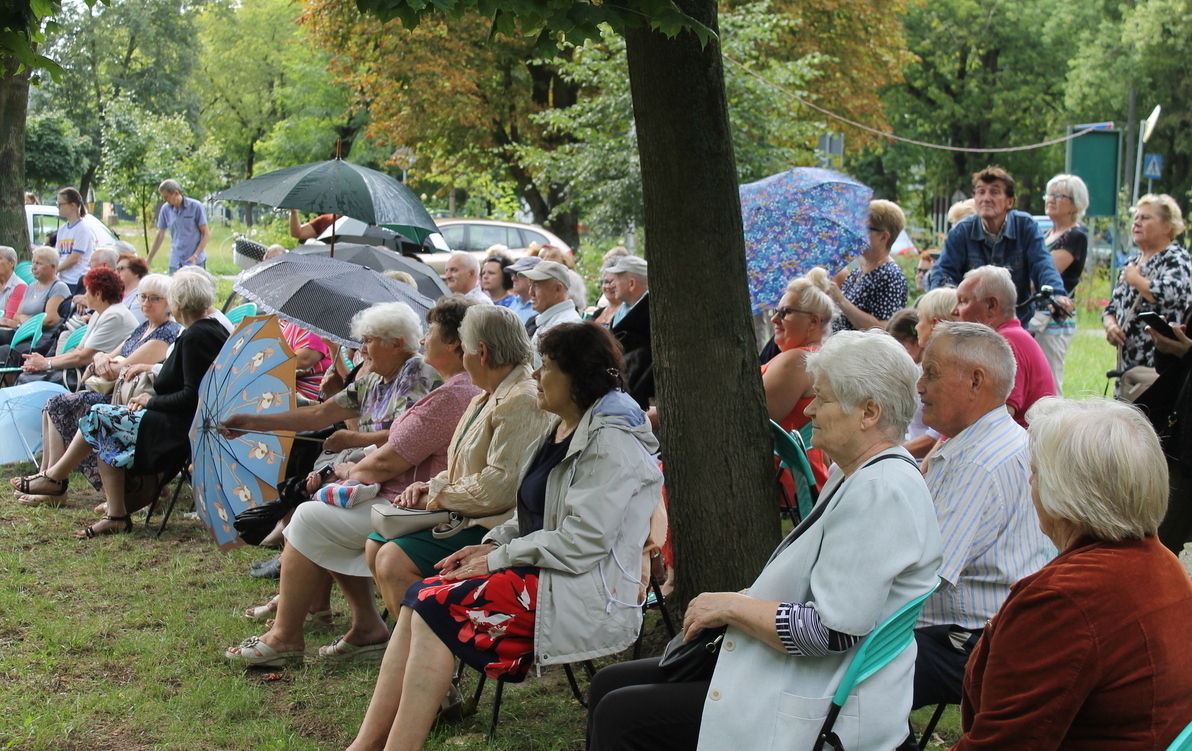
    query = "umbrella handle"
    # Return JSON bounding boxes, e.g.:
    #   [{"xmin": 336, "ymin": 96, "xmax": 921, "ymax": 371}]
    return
[{"xmin": 219, "ymin": 426, "xmax": 326, "ymax": 443}]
